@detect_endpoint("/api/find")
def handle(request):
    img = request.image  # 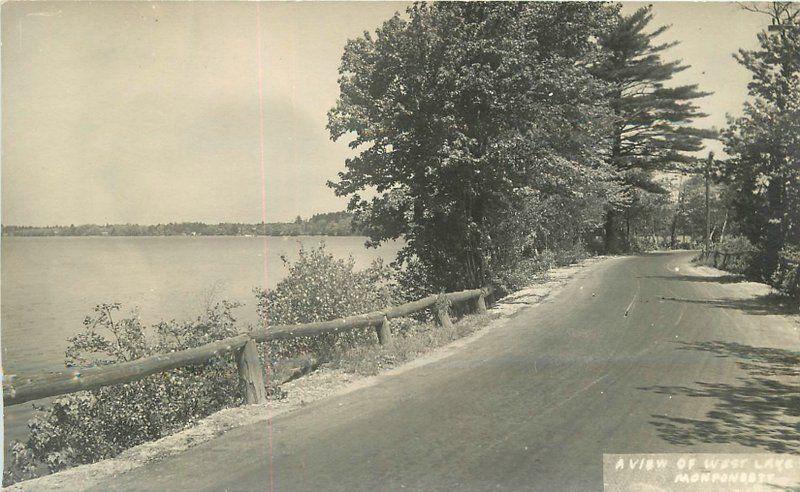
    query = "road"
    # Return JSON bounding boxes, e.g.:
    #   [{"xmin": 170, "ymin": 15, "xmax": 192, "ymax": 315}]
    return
[{"xmin": 94, "ymin": 252, "xmax": 799, "ymax": 491}]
